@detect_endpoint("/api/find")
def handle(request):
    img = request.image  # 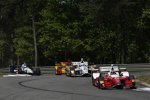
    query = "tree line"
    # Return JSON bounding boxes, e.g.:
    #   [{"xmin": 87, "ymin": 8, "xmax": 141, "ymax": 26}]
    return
[{"xmin": 0, "ymin": 0, "xmax": 149, "ymax": 67}]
